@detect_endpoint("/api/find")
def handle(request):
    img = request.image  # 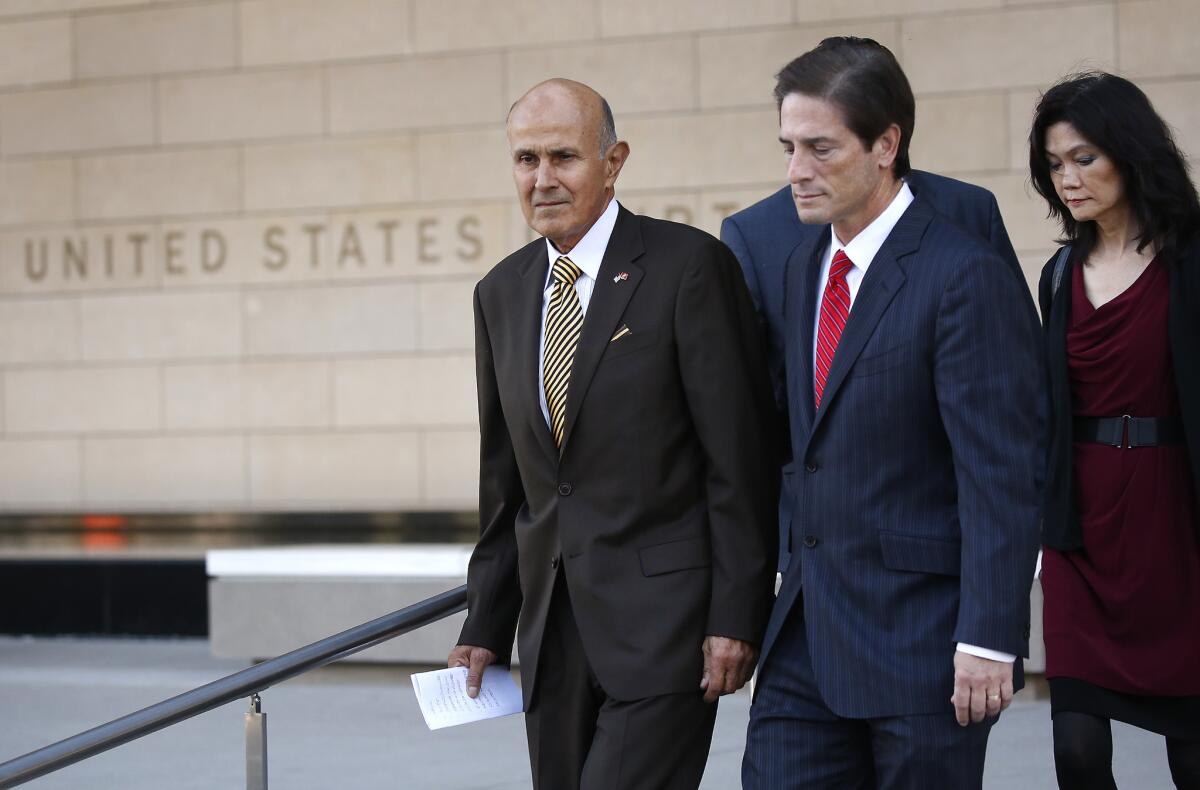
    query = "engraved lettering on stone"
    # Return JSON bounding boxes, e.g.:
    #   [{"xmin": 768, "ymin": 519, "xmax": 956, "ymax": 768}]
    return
[
  {"xmin": 418, "ymin": 217, "xmax": 439, "ymax": 264},
  {"xmin": 128, "ymin": 233, "xmax": 149, "ymax": 276},
  {"xmin": 64, "ymin": 237, "xmax": 86, "ymax": 279},
  {"xmin": 337, "ymin": 223, "xmax": 366, "ymax": 267},
  {"xmin": 165, "ymin": 231, "xmax": 185, "ymax": 275},
  {"xmin": 302, "ymin": 224, "xmax": 324, "ymax": 268},
  {"xmin": 14, "ymin": 210, "xmax": 496, "ymax": 290},
  {"xmin": 377, "ymin": 220, "xmax": 399, "ymax": 265},
  {"xmin": 24, "ymin": 239, "xmax": 47, "ymax": 282},
  {"xmin": 710, "ymin": 201, "xmax": 739, "ymax": 220},
  {"xmin": 263, "ymin": 226, "xmax": 287, "ymax": 270},
  {"xmin": 103, "ymin": 236, "xmax": 115, "ymax": 277},
  {"xmin": 663, "ymin": 205, "xmax": 693, "ymax": 224},
  {"xmin": 457, "ymin": 216, "xmax": 482, "ymax": 262},
  {"xmin": 201, "ymin": 230, "xmax": 227, "ymax": 273}
]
